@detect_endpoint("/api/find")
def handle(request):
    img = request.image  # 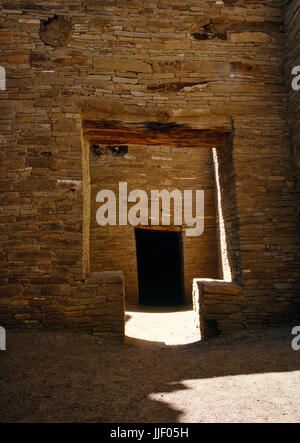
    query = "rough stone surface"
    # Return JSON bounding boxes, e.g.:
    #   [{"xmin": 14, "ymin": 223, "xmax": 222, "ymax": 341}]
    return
[
  {"xmin": 0, "ymin": 0, "xmax": 299, "ymax": 335},
  {"xmin": 284, "ymin": 0, "xmax": 300, "ymax": 300},
  {"xmin": 193, "ymin": 279, "xmax": 244, "ymax": 338},
  {"xmin": 90, "ymin": 144, "xmax": 219, "ymax": 303},
  {"xmin": 39, "ymin": 15, "xmax": 73, "ymax": 48}
]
